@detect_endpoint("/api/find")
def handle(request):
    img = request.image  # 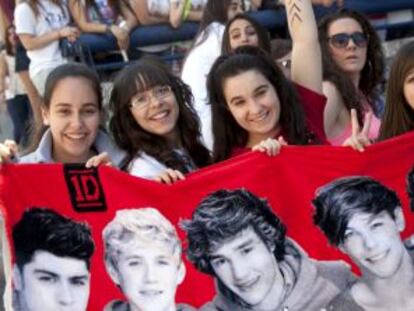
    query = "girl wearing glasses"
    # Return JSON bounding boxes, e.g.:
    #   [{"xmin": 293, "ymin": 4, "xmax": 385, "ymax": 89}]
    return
[
  {"xmin": 318, "ymin": 9, "xmax": 384, "ymax": 146},
  {"xmin": 344, "ymin": 41, "xmax": 414, "ymax": 150},
  {"xmin": 108, "ymin": 57, "xmax": 211, "ymax": 184}
]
